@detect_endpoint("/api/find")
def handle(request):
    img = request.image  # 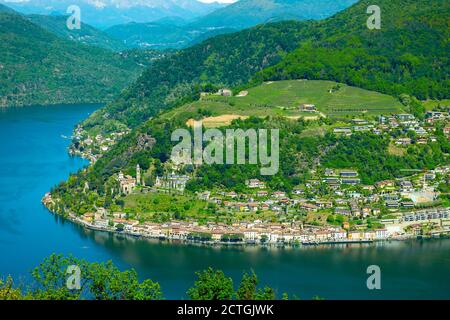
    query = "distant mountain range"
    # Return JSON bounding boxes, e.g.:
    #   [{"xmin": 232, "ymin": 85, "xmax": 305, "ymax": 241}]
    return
[
  {"xmin": 1, "ymin": 0, "xmax": 359, "ymax": 50},
  {"xmin": 191, "ymin": 0, "xmax": 358, "ymax": 29},
  {"xmin": 0, "ymin": 0, "xmax": 226, "ymax": 29},
  {"xmin": 103, "ymin": 0, "xmax": 358, "ymax": 49}
]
